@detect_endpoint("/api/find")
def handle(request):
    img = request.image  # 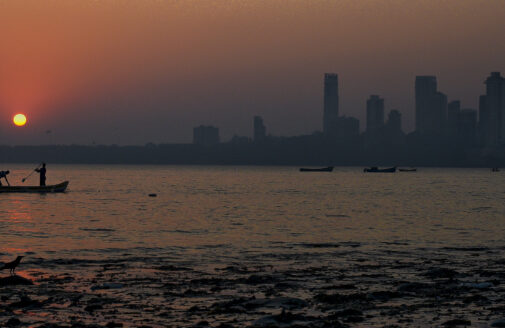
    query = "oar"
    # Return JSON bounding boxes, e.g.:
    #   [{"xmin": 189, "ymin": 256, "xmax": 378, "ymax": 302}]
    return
[{"xmin": 21, "ymin": 164, "xmax": 42, "ymax": 183}]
